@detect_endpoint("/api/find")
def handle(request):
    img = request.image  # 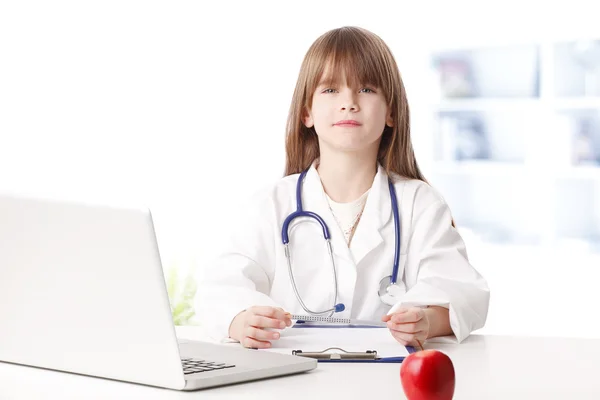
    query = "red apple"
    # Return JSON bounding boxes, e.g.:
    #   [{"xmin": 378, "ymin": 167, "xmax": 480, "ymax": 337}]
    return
[{"xmin": 400, "ymin": 350, "xmax": 455, "ymax": 400}]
